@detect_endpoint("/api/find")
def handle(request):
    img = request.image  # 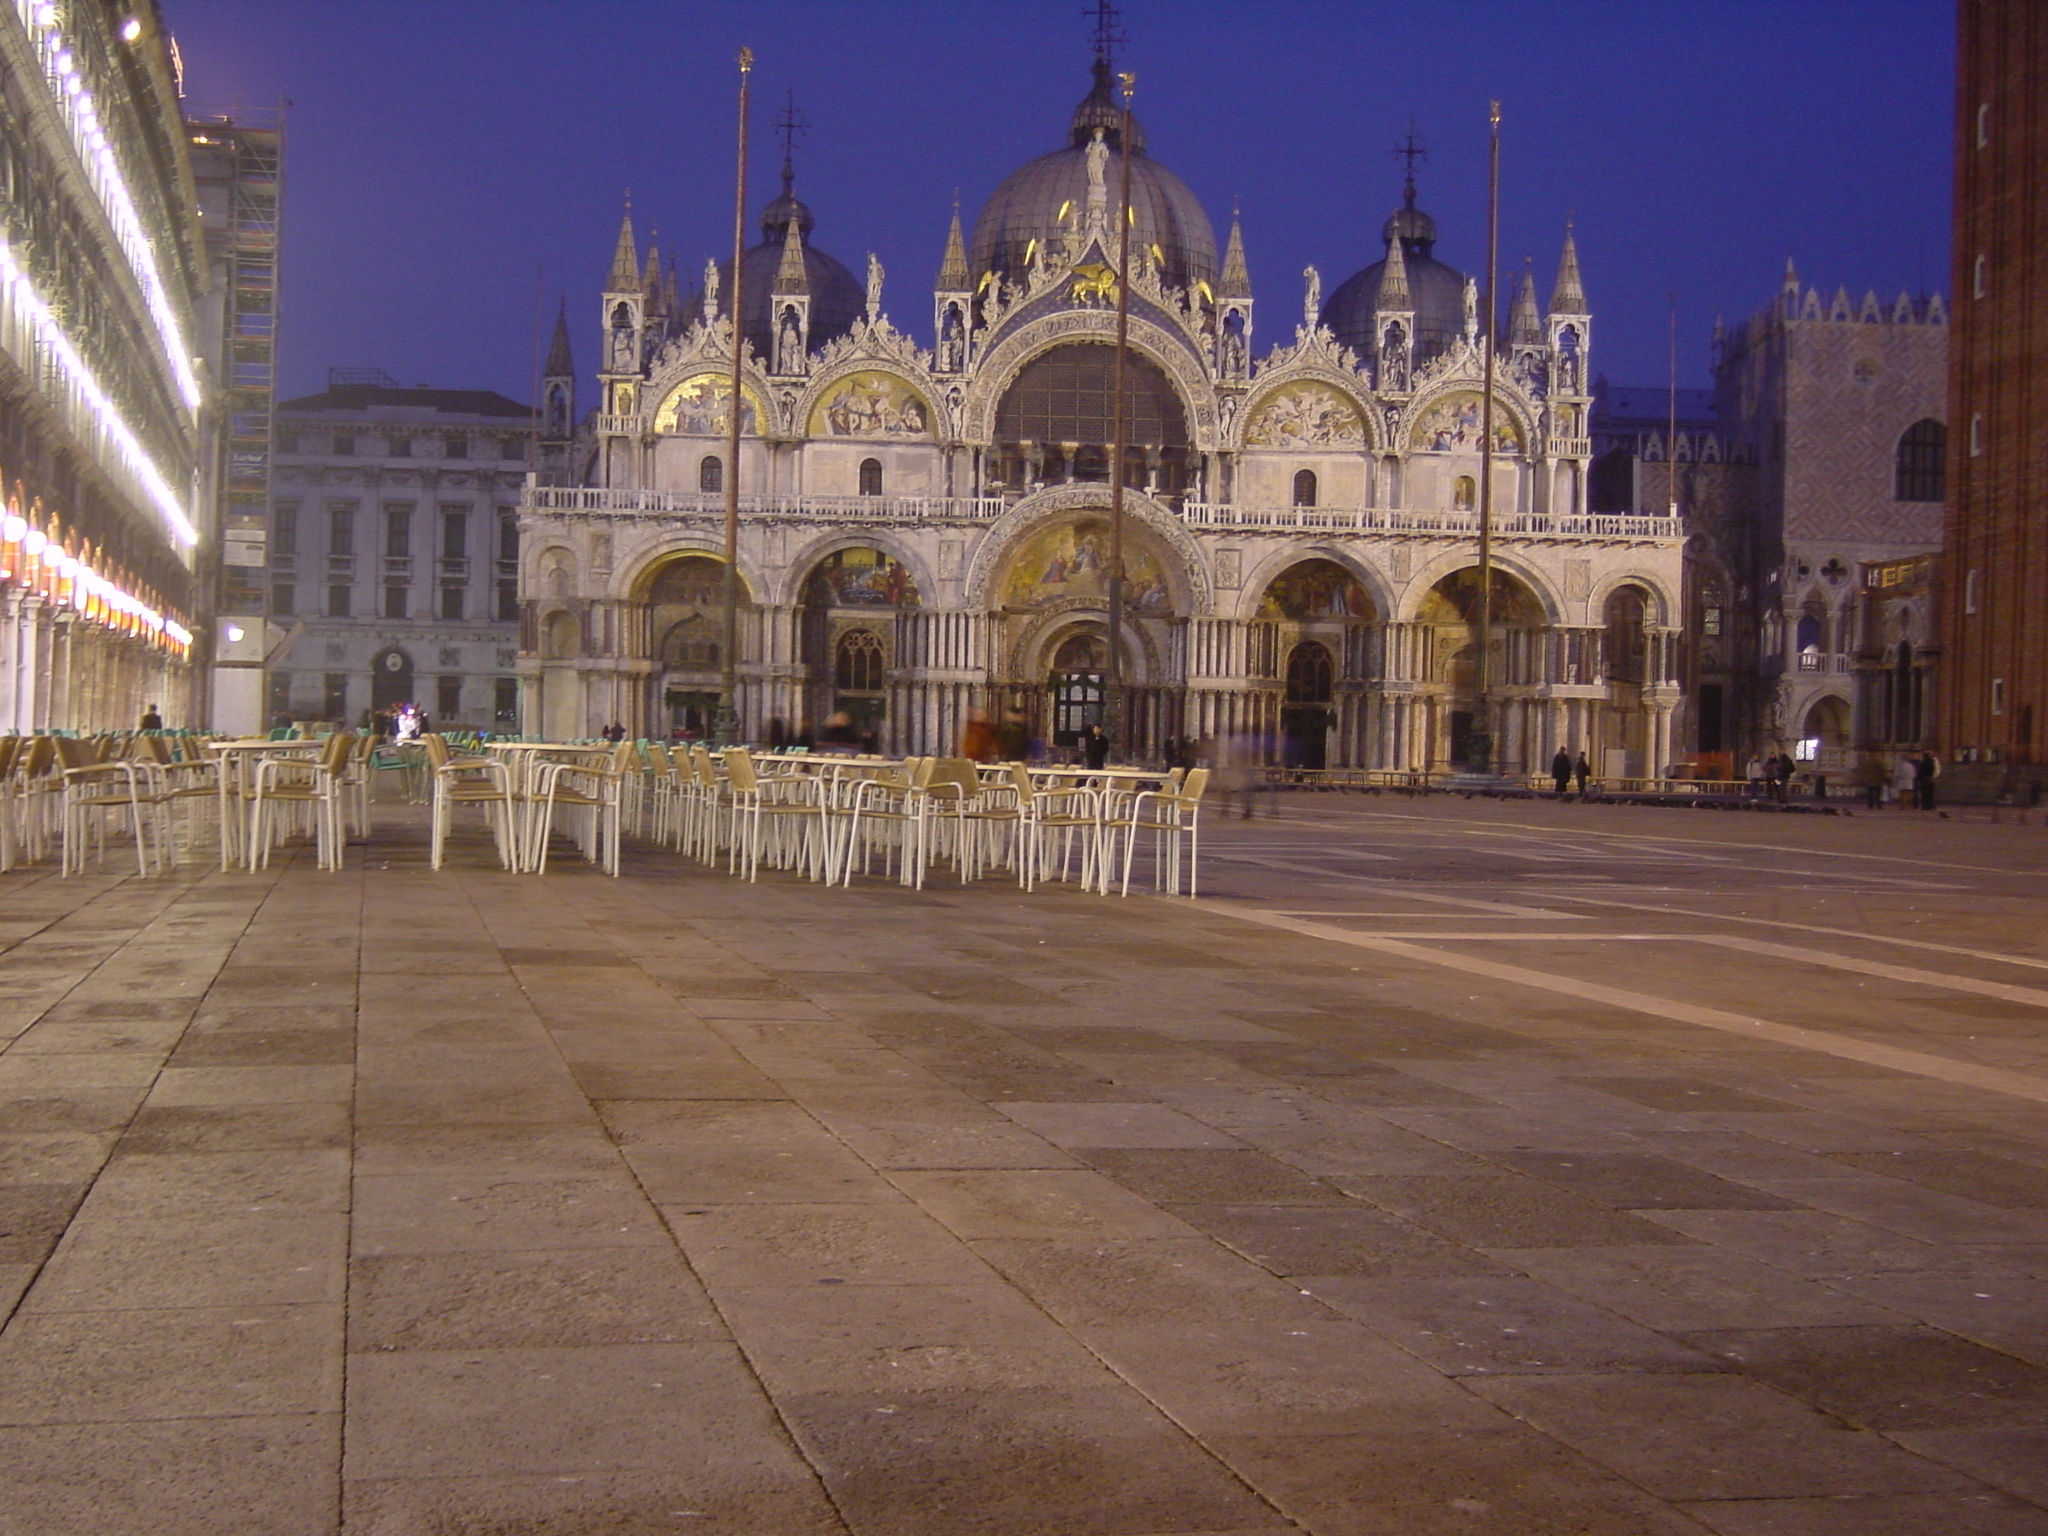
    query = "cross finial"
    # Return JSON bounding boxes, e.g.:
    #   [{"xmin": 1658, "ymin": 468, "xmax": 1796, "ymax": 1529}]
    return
[
  {"xmin": 1392, "ymin": 123, "xmax": 1428, "ymax": 204},
  {"xmin": 774, "ymin": 90, "xmax": 808, "ymax": 190},
  {"xmin": 1083, "ymin": 0, "xmax": 1124, "ymax": 65}
]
